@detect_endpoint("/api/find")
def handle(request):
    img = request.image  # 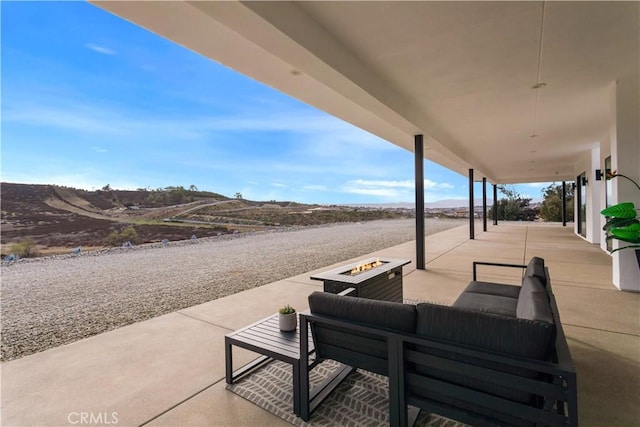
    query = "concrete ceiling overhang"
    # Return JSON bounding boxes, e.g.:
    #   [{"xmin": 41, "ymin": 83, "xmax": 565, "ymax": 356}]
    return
[{"xmin": 91, "ymin": 1, "xmax": 639, "ymax": 184}]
